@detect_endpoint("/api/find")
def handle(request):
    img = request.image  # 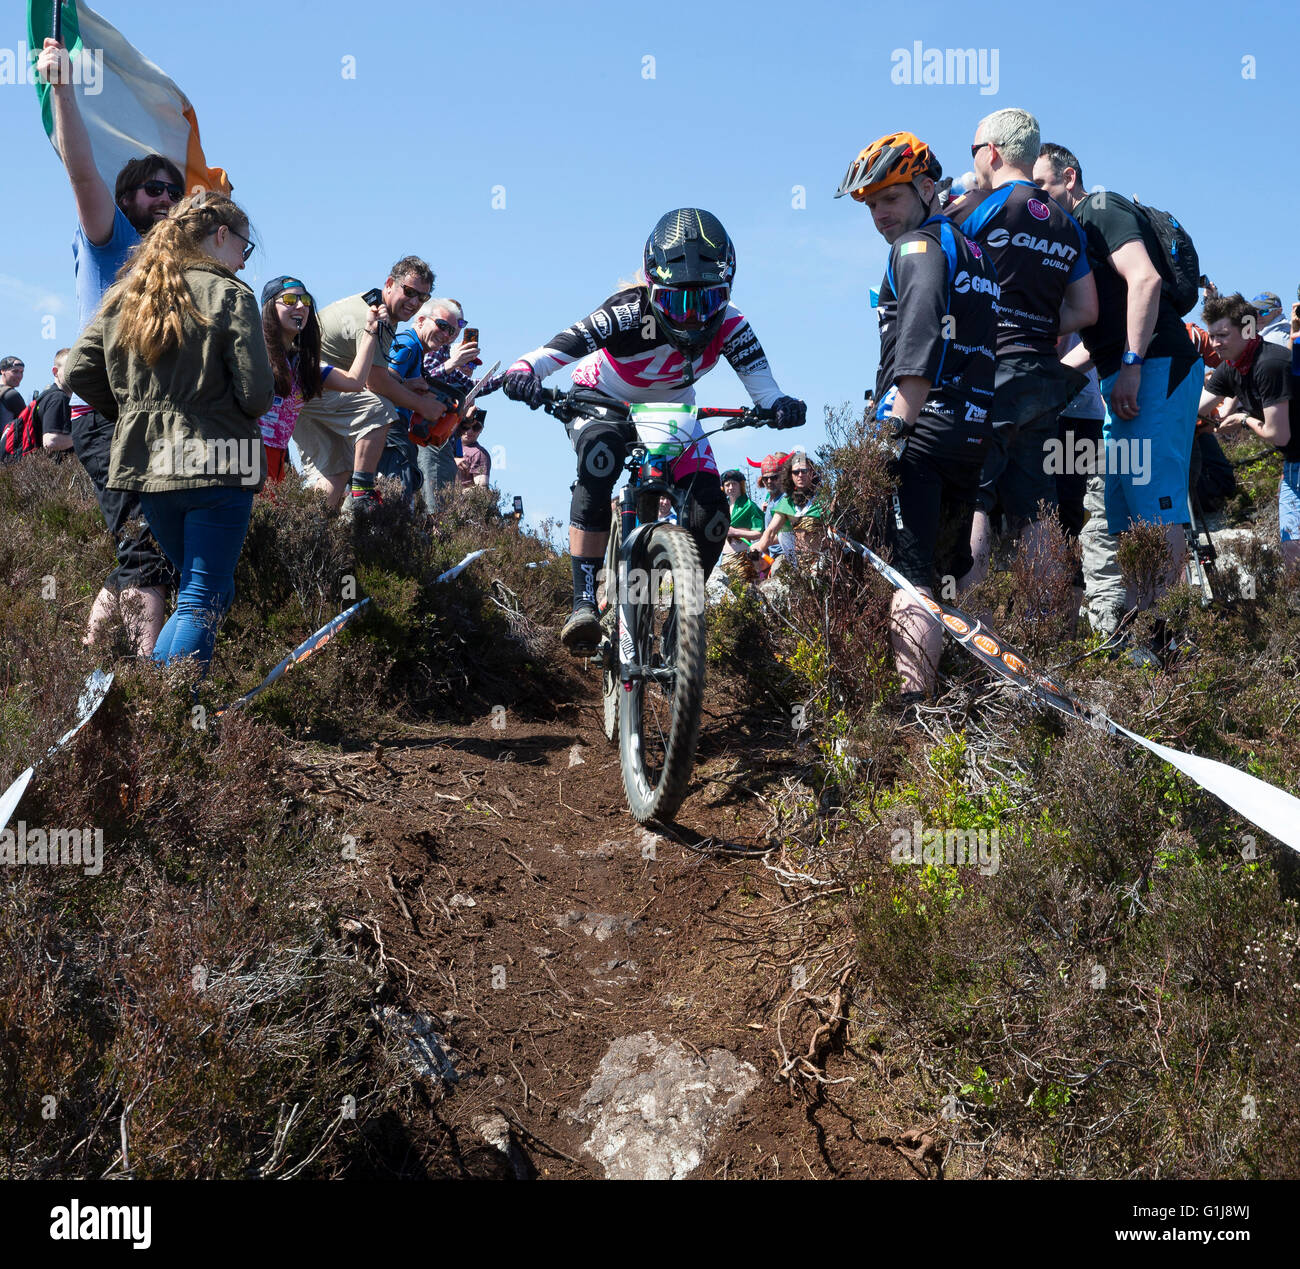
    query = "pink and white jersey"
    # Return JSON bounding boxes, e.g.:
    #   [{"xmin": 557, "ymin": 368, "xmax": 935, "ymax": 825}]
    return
[{"xmin": 506, "ymin": 287, "xmax": 785, "ymax": 476}]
